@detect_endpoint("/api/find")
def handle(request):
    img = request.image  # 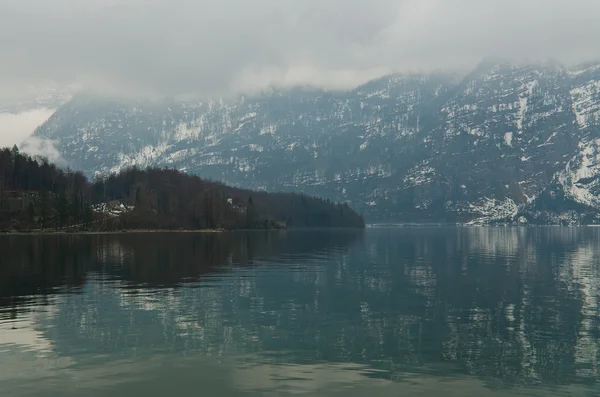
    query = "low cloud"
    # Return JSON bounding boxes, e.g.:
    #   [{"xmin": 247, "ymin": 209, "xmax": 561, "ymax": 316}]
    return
[
  {"xmin": 20, "ymin": 136, "xmax": 65, "ymax": 165},
  {"xmin": 0, "ymin": 108, "xmax": 63, "ymax": 163},
  {"xmin": 0, "ymin": 108, "xmax": 55, "ymax": 147},
  {"xmin": 1, "ymin": 0, "xmax": 599, "ymax": 98}
]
